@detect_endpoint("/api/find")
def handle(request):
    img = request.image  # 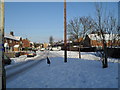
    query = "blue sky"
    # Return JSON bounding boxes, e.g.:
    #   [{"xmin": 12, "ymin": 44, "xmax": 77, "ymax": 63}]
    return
[{"xmin": 5, "ymin": 2, "xmax": 118, "ymax": 43}]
